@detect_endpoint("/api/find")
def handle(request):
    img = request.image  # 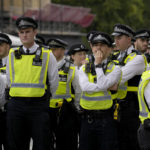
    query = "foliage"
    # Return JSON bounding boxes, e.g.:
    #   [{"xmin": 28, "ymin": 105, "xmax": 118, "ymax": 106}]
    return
[{"xmin": 52, "ymin": 0, "xmax": 149, "ymax": 34}]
